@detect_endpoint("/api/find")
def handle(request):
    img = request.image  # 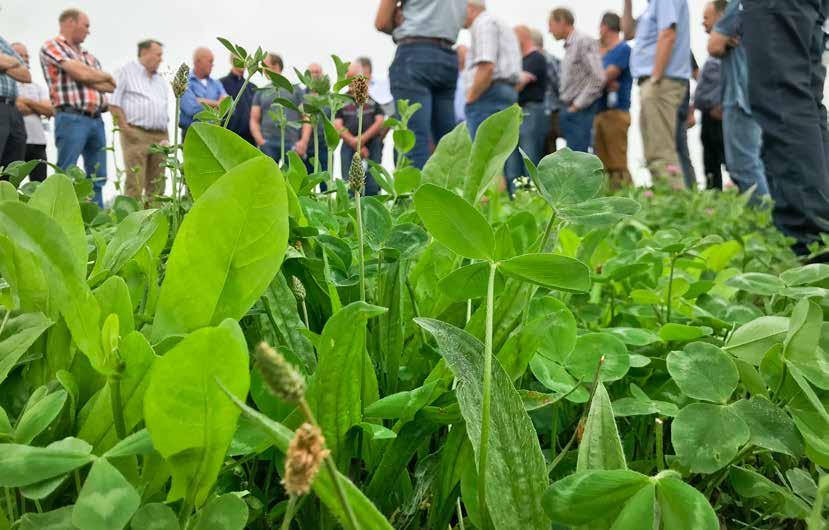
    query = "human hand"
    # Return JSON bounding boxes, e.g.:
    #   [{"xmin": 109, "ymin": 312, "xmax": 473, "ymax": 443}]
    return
[
  {"xmin": 568, "ymin": 105, "xmax": 579, "ymax": 113},
  {"xmin": 361, "ymin": 146, "xmax": 369, "ymax": 158},
  {"xmin": 294, "ymin": 139, "xmax": 308, "ymax": 157},
  {"xmin": 710, "ymin": 106, "xmax": 723, "ymax": 121},
  {"xmin": 518, "ymin": 71, "xmax": 537, "ymax": 85},
  {"xmin": 686, "ymin": 112, "xmax": 697, "ymax": 129}
]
